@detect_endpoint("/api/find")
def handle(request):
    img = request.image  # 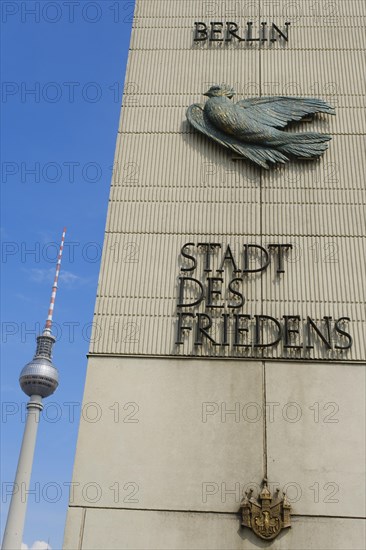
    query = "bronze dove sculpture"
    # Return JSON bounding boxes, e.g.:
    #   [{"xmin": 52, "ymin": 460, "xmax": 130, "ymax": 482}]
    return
[{"xmin": 186, "ymin": 85, "xmax": 335, "ymax": 169}]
